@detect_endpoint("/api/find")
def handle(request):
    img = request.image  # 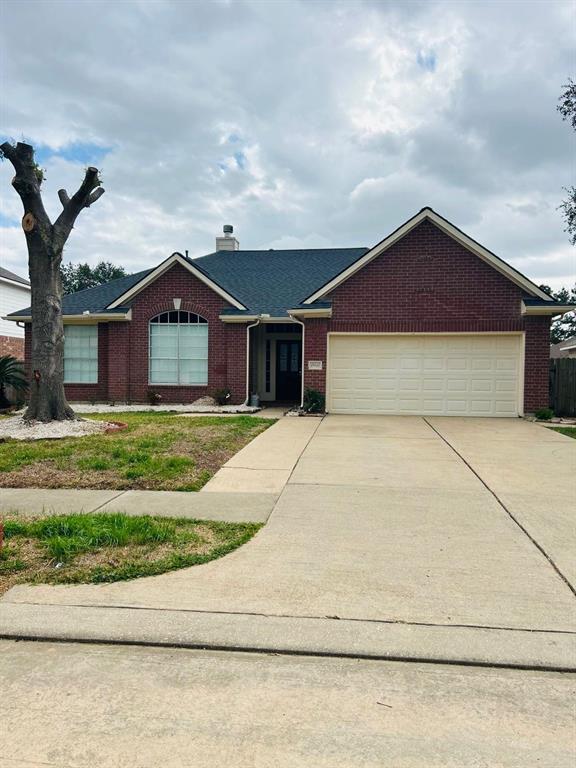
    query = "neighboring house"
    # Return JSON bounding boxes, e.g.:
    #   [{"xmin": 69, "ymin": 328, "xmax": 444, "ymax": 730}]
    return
[
  {"xmin": 5, "ymin": 208, "xmax": 575, "ymax": 416},
  {"xmin": 550, "ymin": 336, "xmax": 576, "ymax": 359},
  {"xmin": 0, "ymin": 266, "xmax": 30, "ymax": 359}
]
